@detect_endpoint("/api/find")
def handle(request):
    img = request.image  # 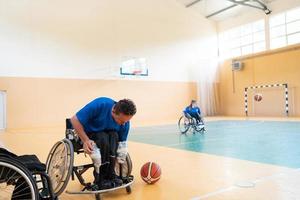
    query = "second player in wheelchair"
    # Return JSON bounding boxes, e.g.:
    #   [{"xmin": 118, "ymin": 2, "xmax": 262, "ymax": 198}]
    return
[
  {"xmin": 179, "ymin": 100, "xmax": 205, "ymax": 133},
  {"xmin": 69, "ymin": 97, "xmax": 136, "ymax": 191}
]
